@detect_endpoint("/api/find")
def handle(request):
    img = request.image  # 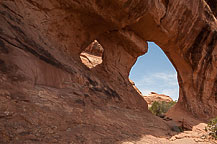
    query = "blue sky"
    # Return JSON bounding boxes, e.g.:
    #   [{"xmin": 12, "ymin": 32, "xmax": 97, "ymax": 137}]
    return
[{"xmin": 129, "ymin": 42, "xmax": 179, "ymax": 100}]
